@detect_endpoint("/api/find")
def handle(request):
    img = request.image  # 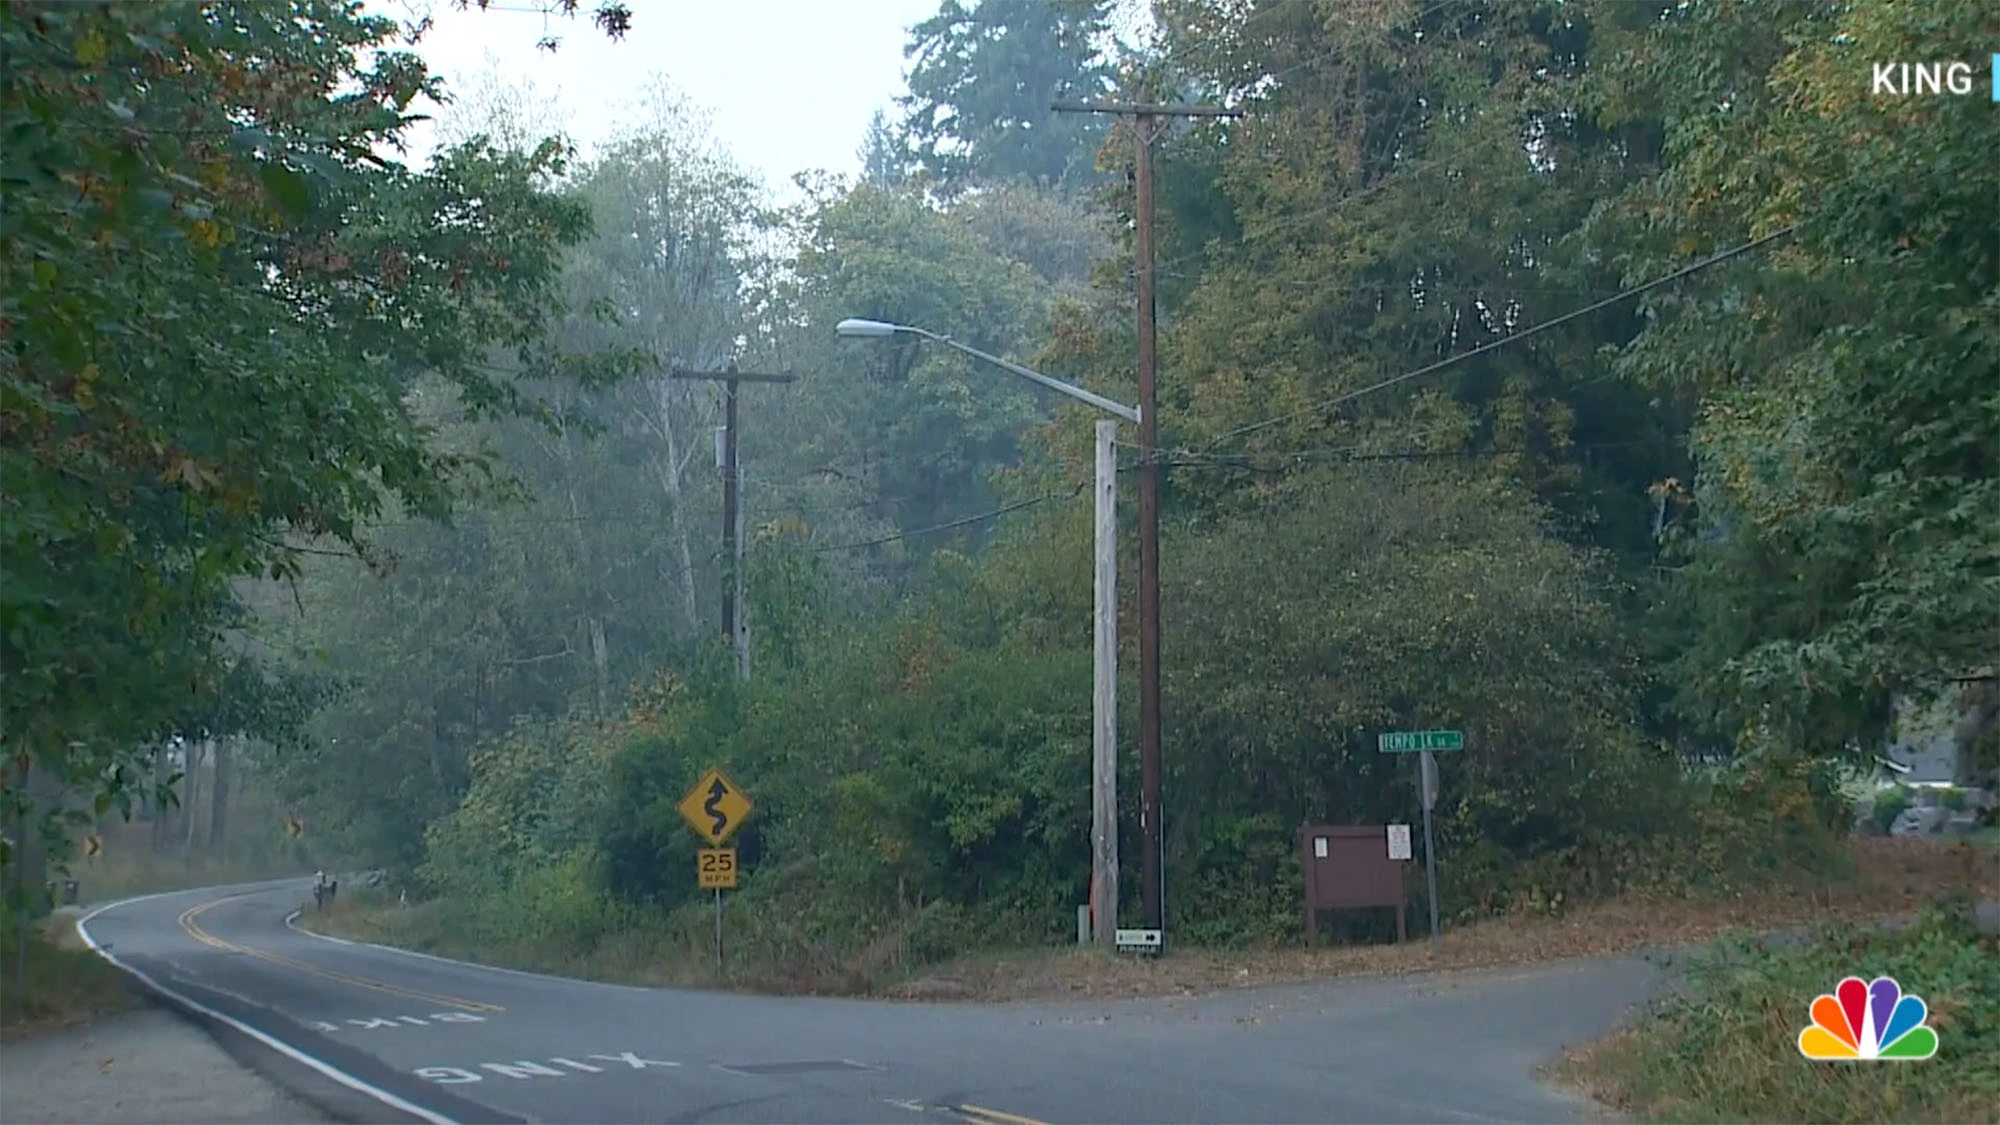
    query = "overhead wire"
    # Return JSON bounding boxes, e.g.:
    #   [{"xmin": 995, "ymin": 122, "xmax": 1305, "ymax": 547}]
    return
[
  {"xmin": 810, "ymin": 484, "xmax": 1090, "ymax": 554},
  {"xmin": 1160, "ymin": 438, "xmax": 1653, "ymax": 471},
  {"xmin": 1199, "ymin": 226, "xmax": 1799, "ymax": 450},
  {"xmin": 806, "ymin": 456, "xmax": 1164, "ymax": 554}
]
